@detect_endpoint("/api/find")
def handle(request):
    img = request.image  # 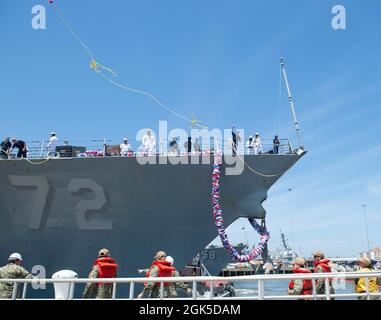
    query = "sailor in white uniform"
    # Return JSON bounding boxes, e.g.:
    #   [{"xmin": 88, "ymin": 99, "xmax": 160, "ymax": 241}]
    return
[
  {"xmin": 120, "ymin": 138, "xmax": 132, "ymax": 156},
  {"xmin": 253, "ymin": 132, "xmax": 262, "ymax": 154},
  {"xmin": 142, "ymin": 129, "xmax": 156, "ymax": 154},
  {"xmin": 46, "ymin": 132, "xmax": 58, "ymax": 156},
  {"xmin": 246, "ymin": 136, "xmax": 254, "ymax": 154}
]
